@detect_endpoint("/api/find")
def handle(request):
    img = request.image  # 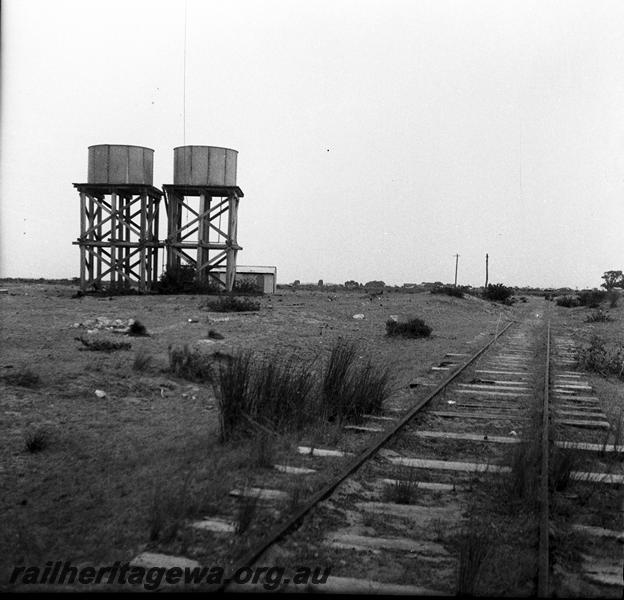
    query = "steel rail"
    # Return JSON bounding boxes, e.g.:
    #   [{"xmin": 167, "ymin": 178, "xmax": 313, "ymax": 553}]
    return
[
  {"xmin": 538, "ymin": 321, "xmax": 551, "ymax": 597},
  {"xmin": 215, "ymin": 319, "xmax": 516, "ymax": 592}
]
